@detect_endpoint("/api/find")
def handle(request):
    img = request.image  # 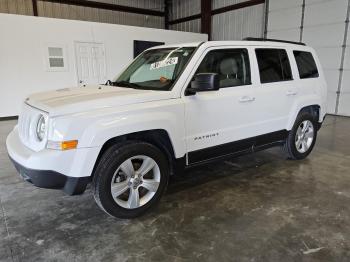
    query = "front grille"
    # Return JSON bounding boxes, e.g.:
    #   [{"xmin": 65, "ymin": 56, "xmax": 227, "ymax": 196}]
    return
[{"xmin": 18, "ymin": 107, "xmax": 32, "ymax": 145}]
